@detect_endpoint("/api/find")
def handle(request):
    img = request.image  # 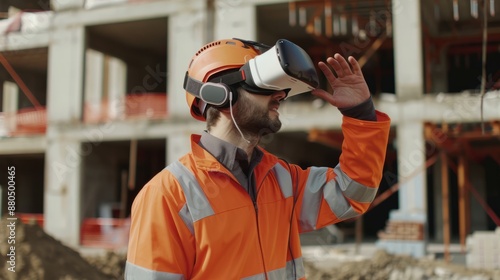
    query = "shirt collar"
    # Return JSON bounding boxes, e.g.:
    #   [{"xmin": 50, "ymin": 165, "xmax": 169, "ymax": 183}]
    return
[
  {"xmin": 199, "ymin": 130, "xmax": 262, "ymax": 170},
  {"xmin": 199, "ymin": 130, "xmax": 244, "ymax": 170}
]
